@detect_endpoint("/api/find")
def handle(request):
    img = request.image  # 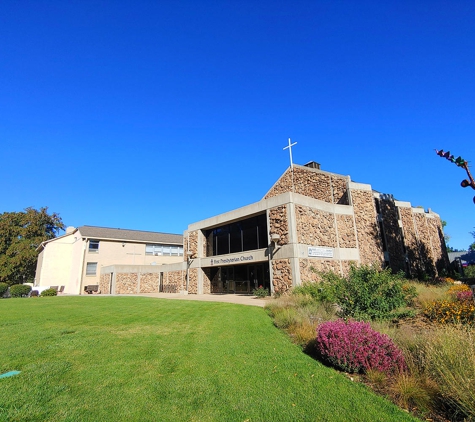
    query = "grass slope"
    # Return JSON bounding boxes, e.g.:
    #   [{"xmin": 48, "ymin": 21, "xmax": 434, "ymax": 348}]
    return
[{"xmin": 0, "ymin": 297, "xmax": 416, "ymax": 421}]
